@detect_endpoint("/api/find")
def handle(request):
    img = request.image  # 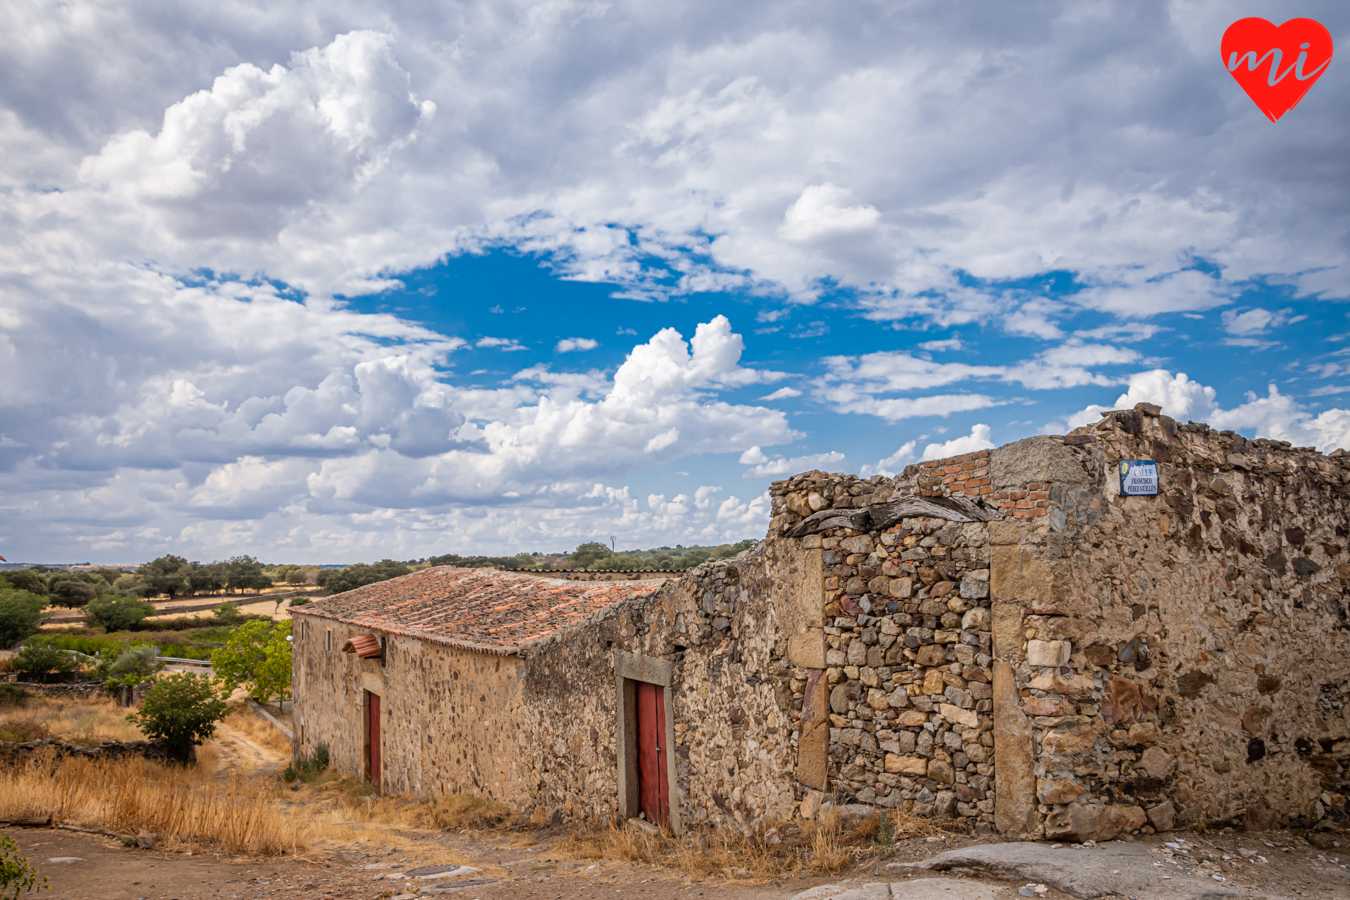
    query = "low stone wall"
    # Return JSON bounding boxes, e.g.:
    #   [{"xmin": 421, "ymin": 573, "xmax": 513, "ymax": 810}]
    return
[
  {"xmin": 11, "ymin": 682, "xmax": 106, "ymax": 700},
  {"xmin": 0, "ymin": 738, "xmax": 171, "ymax": 765}
]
